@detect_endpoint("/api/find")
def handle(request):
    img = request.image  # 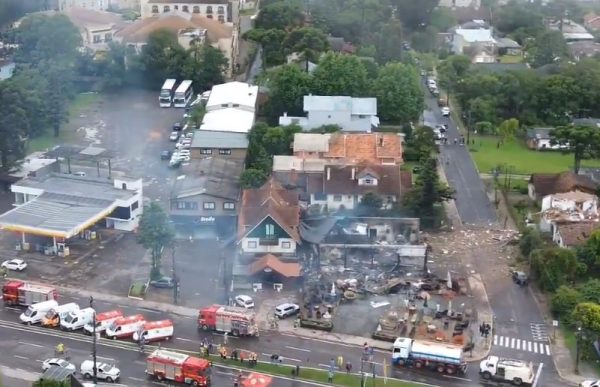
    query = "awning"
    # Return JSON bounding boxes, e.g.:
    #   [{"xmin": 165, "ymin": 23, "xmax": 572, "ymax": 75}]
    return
[{"xmin": 249, "ymin": 254, "xmax": 301, "ymax": 278}]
